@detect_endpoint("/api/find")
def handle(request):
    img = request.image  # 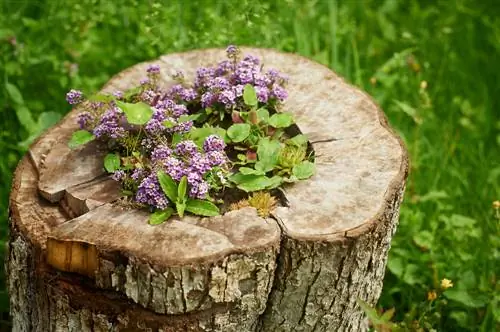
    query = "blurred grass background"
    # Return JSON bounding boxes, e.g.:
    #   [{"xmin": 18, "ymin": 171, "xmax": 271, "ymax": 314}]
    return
[{"xmin": 0, "ymin": 0, "xmax": 499, "ymax": 330}]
